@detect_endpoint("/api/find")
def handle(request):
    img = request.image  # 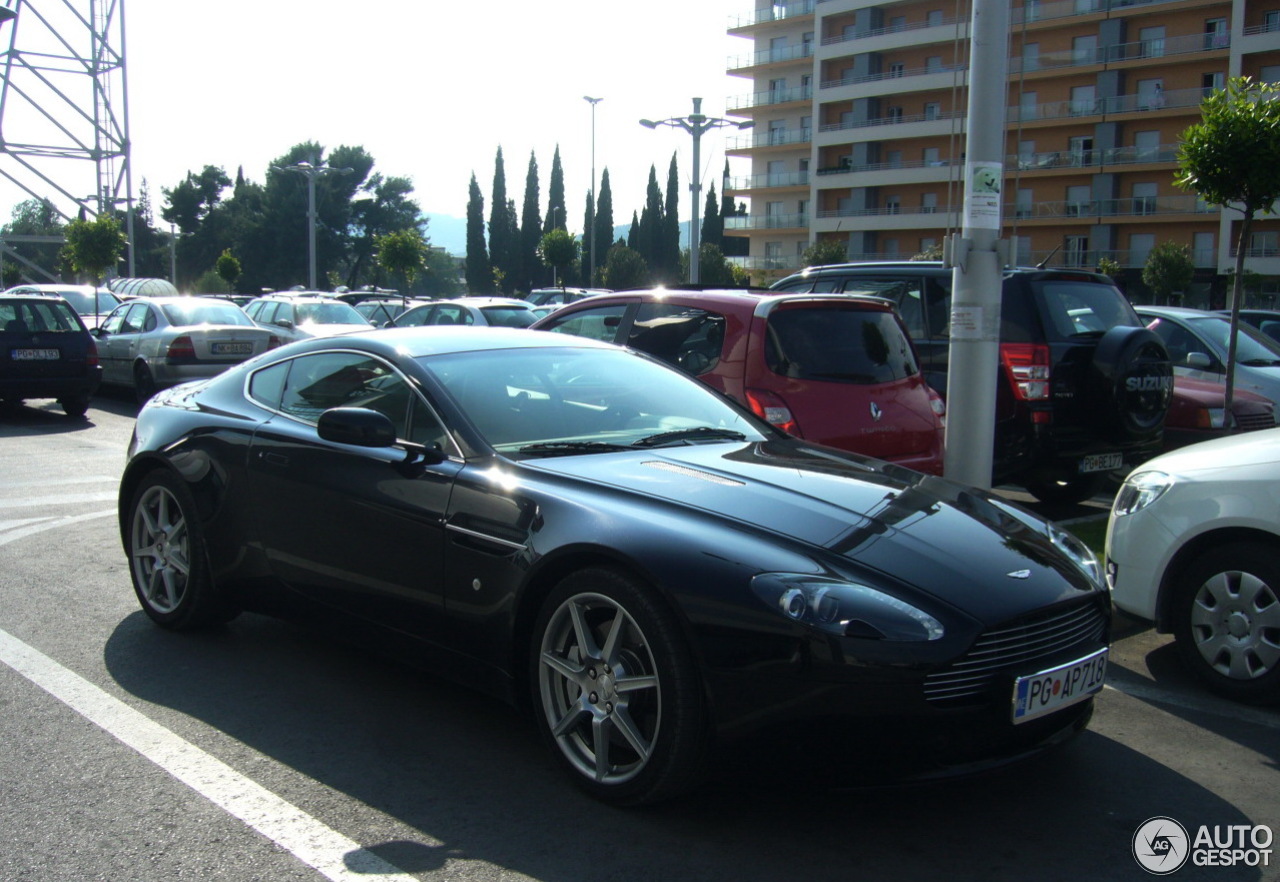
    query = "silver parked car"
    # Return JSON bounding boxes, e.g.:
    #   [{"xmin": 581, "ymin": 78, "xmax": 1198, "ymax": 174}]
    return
[
  {"xmin": 243, "ymin": 292, "xmax": 373, "ymax": 342},
  {"xmin": 1137, "ymin": 305, "xmax": 1280, "ymax": 407},
  {"xmin": 4, "ymin": 283, "xmax": 121, "ymax": 330},
  {"xmin": 392, "ymin": 297, "xmax": 539, "ymax": 329},
  {"xmin": 95, "ymin": 296, "xmax": 281, "ymax": 402}
]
